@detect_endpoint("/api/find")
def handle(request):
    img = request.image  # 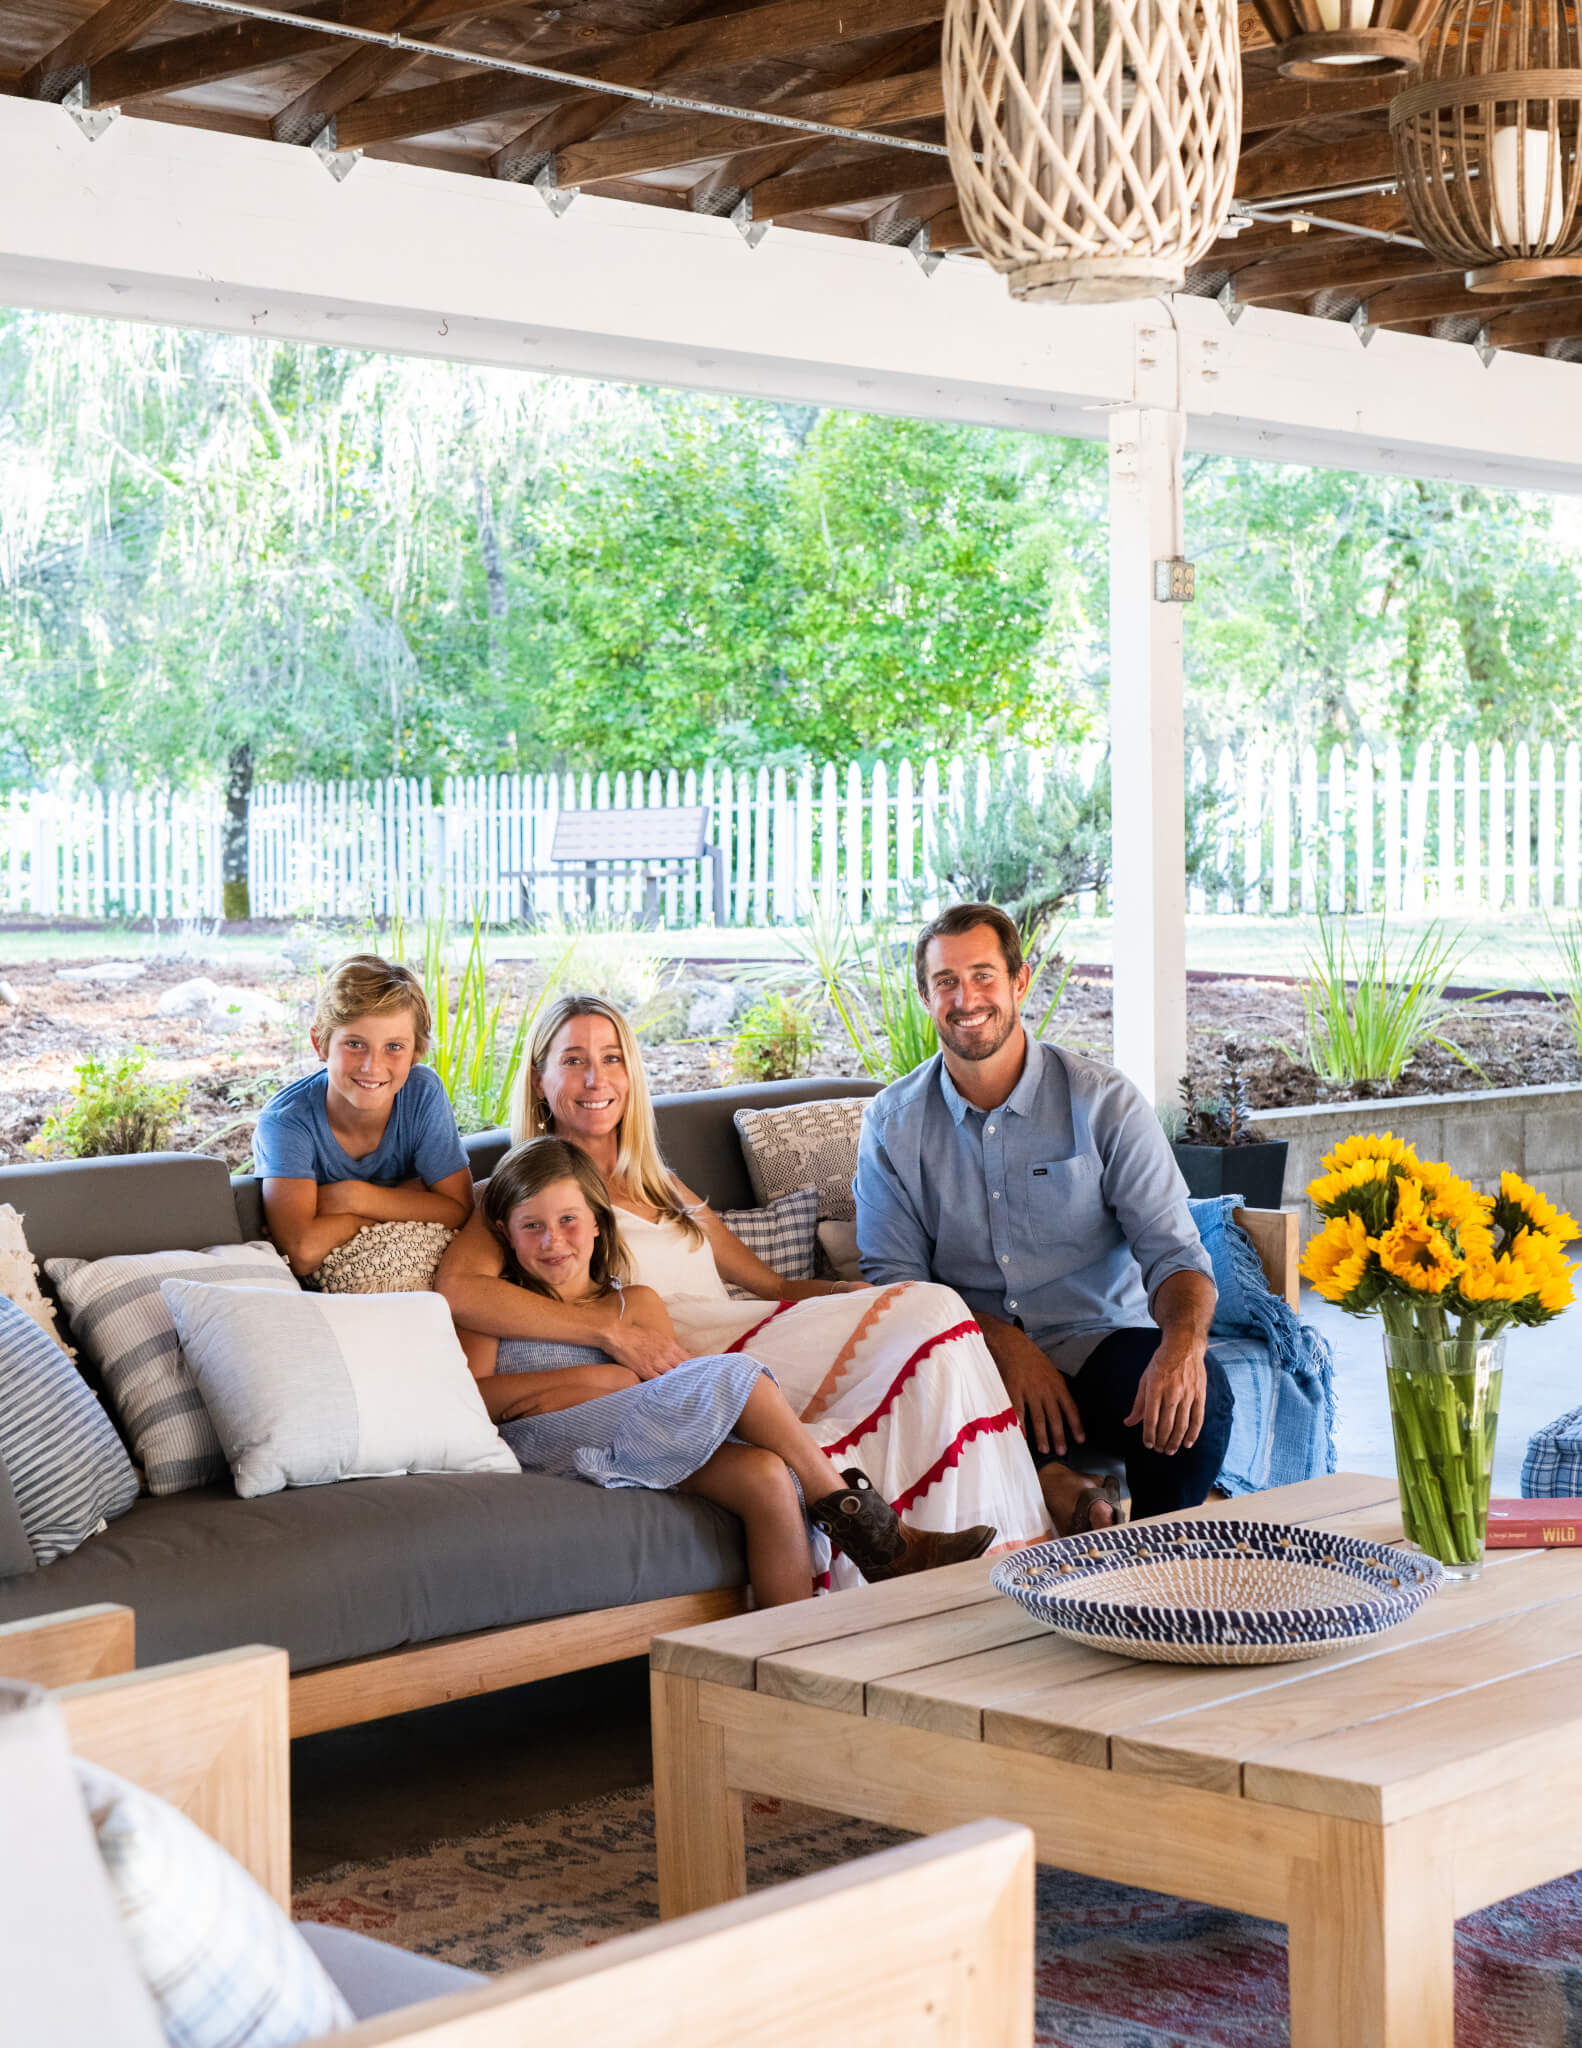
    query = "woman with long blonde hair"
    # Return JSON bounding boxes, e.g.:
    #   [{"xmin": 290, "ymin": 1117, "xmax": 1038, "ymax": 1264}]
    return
[{"xmin": 438, "ymin": 994, "xmax": 1050, "ymax": 1587}]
